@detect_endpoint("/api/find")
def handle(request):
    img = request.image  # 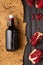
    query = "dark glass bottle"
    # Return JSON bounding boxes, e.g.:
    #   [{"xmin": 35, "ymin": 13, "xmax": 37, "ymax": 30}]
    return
[{"xmin": 6, "ymin": 15, "xmax": 18, "ymax": 51}]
